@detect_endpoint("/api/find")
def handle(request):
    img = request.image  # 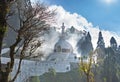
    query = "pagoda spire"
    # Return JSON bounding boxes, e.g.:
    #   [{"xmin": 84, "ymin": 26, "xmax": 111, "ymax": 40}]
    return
[
  {"xmin": 60, "ymin": 23, "xmax": 65, "ymax": 39},
  {"xmin": 61, "ymin": 23, "xmax": 65, "ymax": 34}
]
